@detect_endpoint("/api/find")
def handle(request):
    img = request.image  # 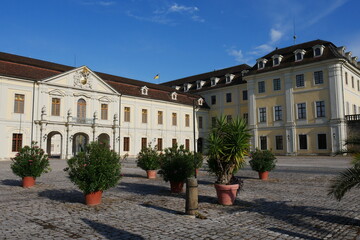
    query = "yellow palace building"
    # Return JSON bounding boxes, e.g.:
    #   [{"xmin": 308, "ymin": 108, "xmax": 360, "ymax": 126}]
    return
[{"xmin": 0, "ymin": 39, "xmax": 359, "ymax": 159}]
